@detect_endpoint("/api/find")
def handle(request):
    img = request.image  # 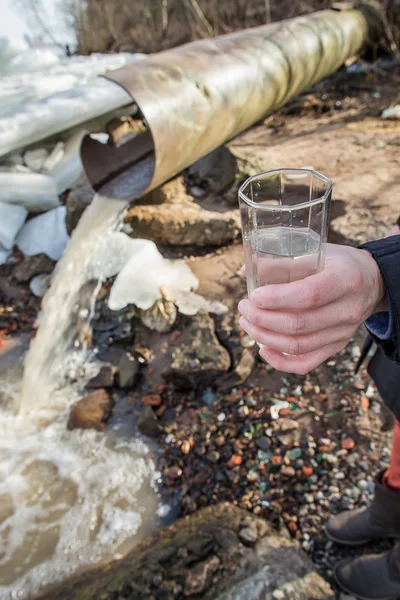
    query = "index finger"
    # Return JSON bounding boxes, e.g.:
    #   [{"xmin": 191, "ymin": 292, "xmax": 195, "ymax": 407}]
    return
[{"xmin": 250, "ymin": 269, "xmax": 349, "ymax": 310}]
